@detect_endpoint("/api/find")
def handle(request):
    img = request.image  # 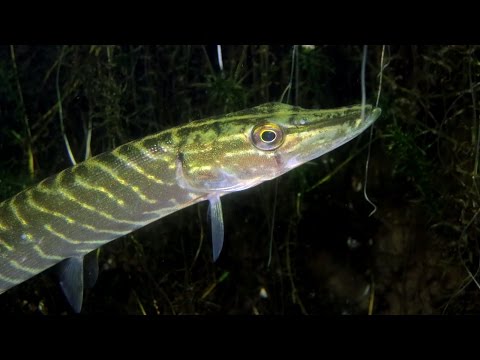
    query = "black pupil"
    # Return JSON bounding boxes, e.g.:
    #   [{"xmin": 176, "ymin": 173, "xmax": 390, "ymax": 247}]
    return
[{"xmin": 261, "ymin": 130, "xmax": 276, "ymax": 142}]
